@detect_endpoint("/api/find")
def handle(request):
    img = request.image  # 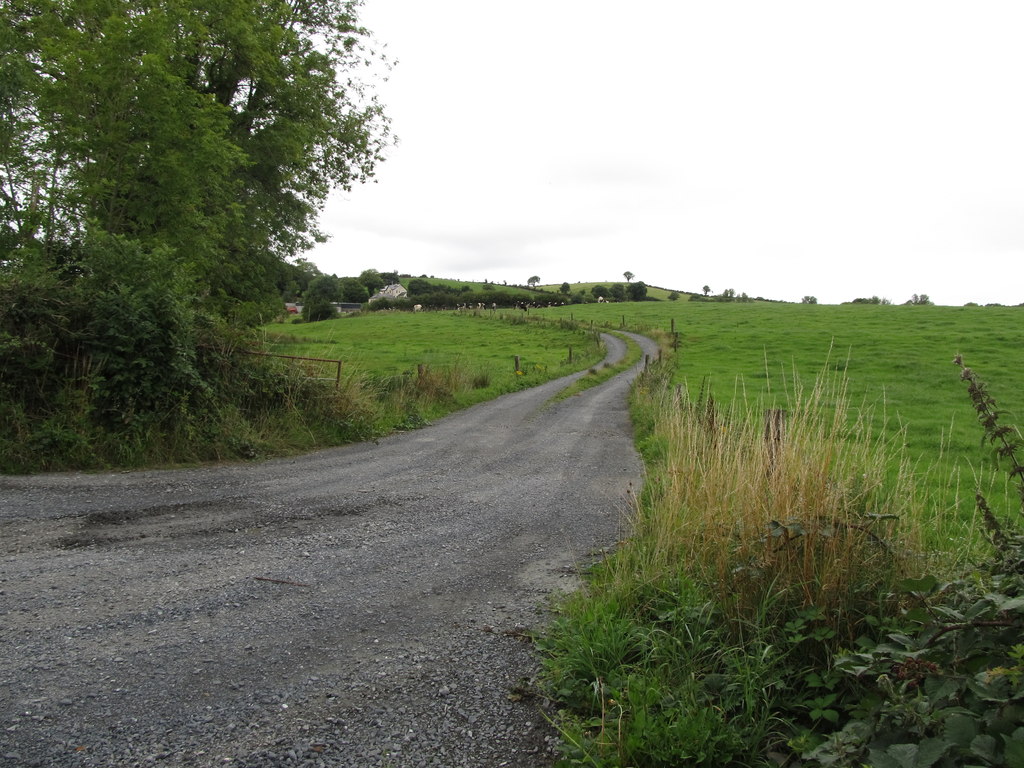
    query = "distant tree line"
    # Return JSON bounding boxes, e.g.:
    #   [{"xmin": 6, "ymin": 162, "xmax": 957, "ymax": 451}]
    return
[
  {"xmin": 368, "ymin": 279, "xmax": 542, "ymax": 311},
  {"xmin": 289, "ymin": 268, "xmax": 400, "ymax": 321},
  {"xmin": 689, "ymin": 288, "xmax": 756, "ymax": 302},
  {"xmin": 588, "ymin": 282, "xmax": 650, "ymax": 302}
]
